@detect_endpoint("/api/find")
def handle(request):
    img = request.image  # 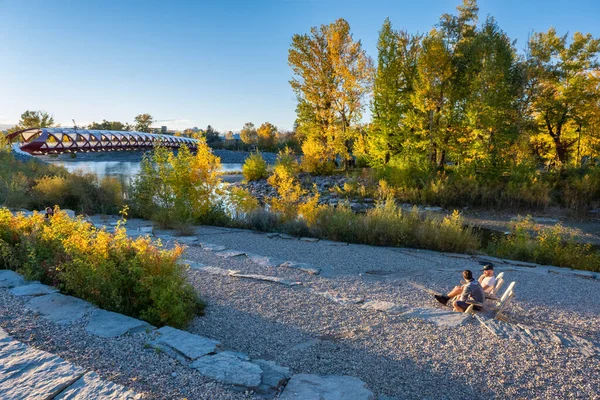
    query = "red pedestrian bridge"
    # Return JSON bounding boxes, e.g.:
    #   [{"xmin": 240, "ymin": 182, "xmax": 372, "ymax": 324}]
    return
[{"xmin": 6, "ymin": 128, "xmax": 198, "ymax": 155}]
